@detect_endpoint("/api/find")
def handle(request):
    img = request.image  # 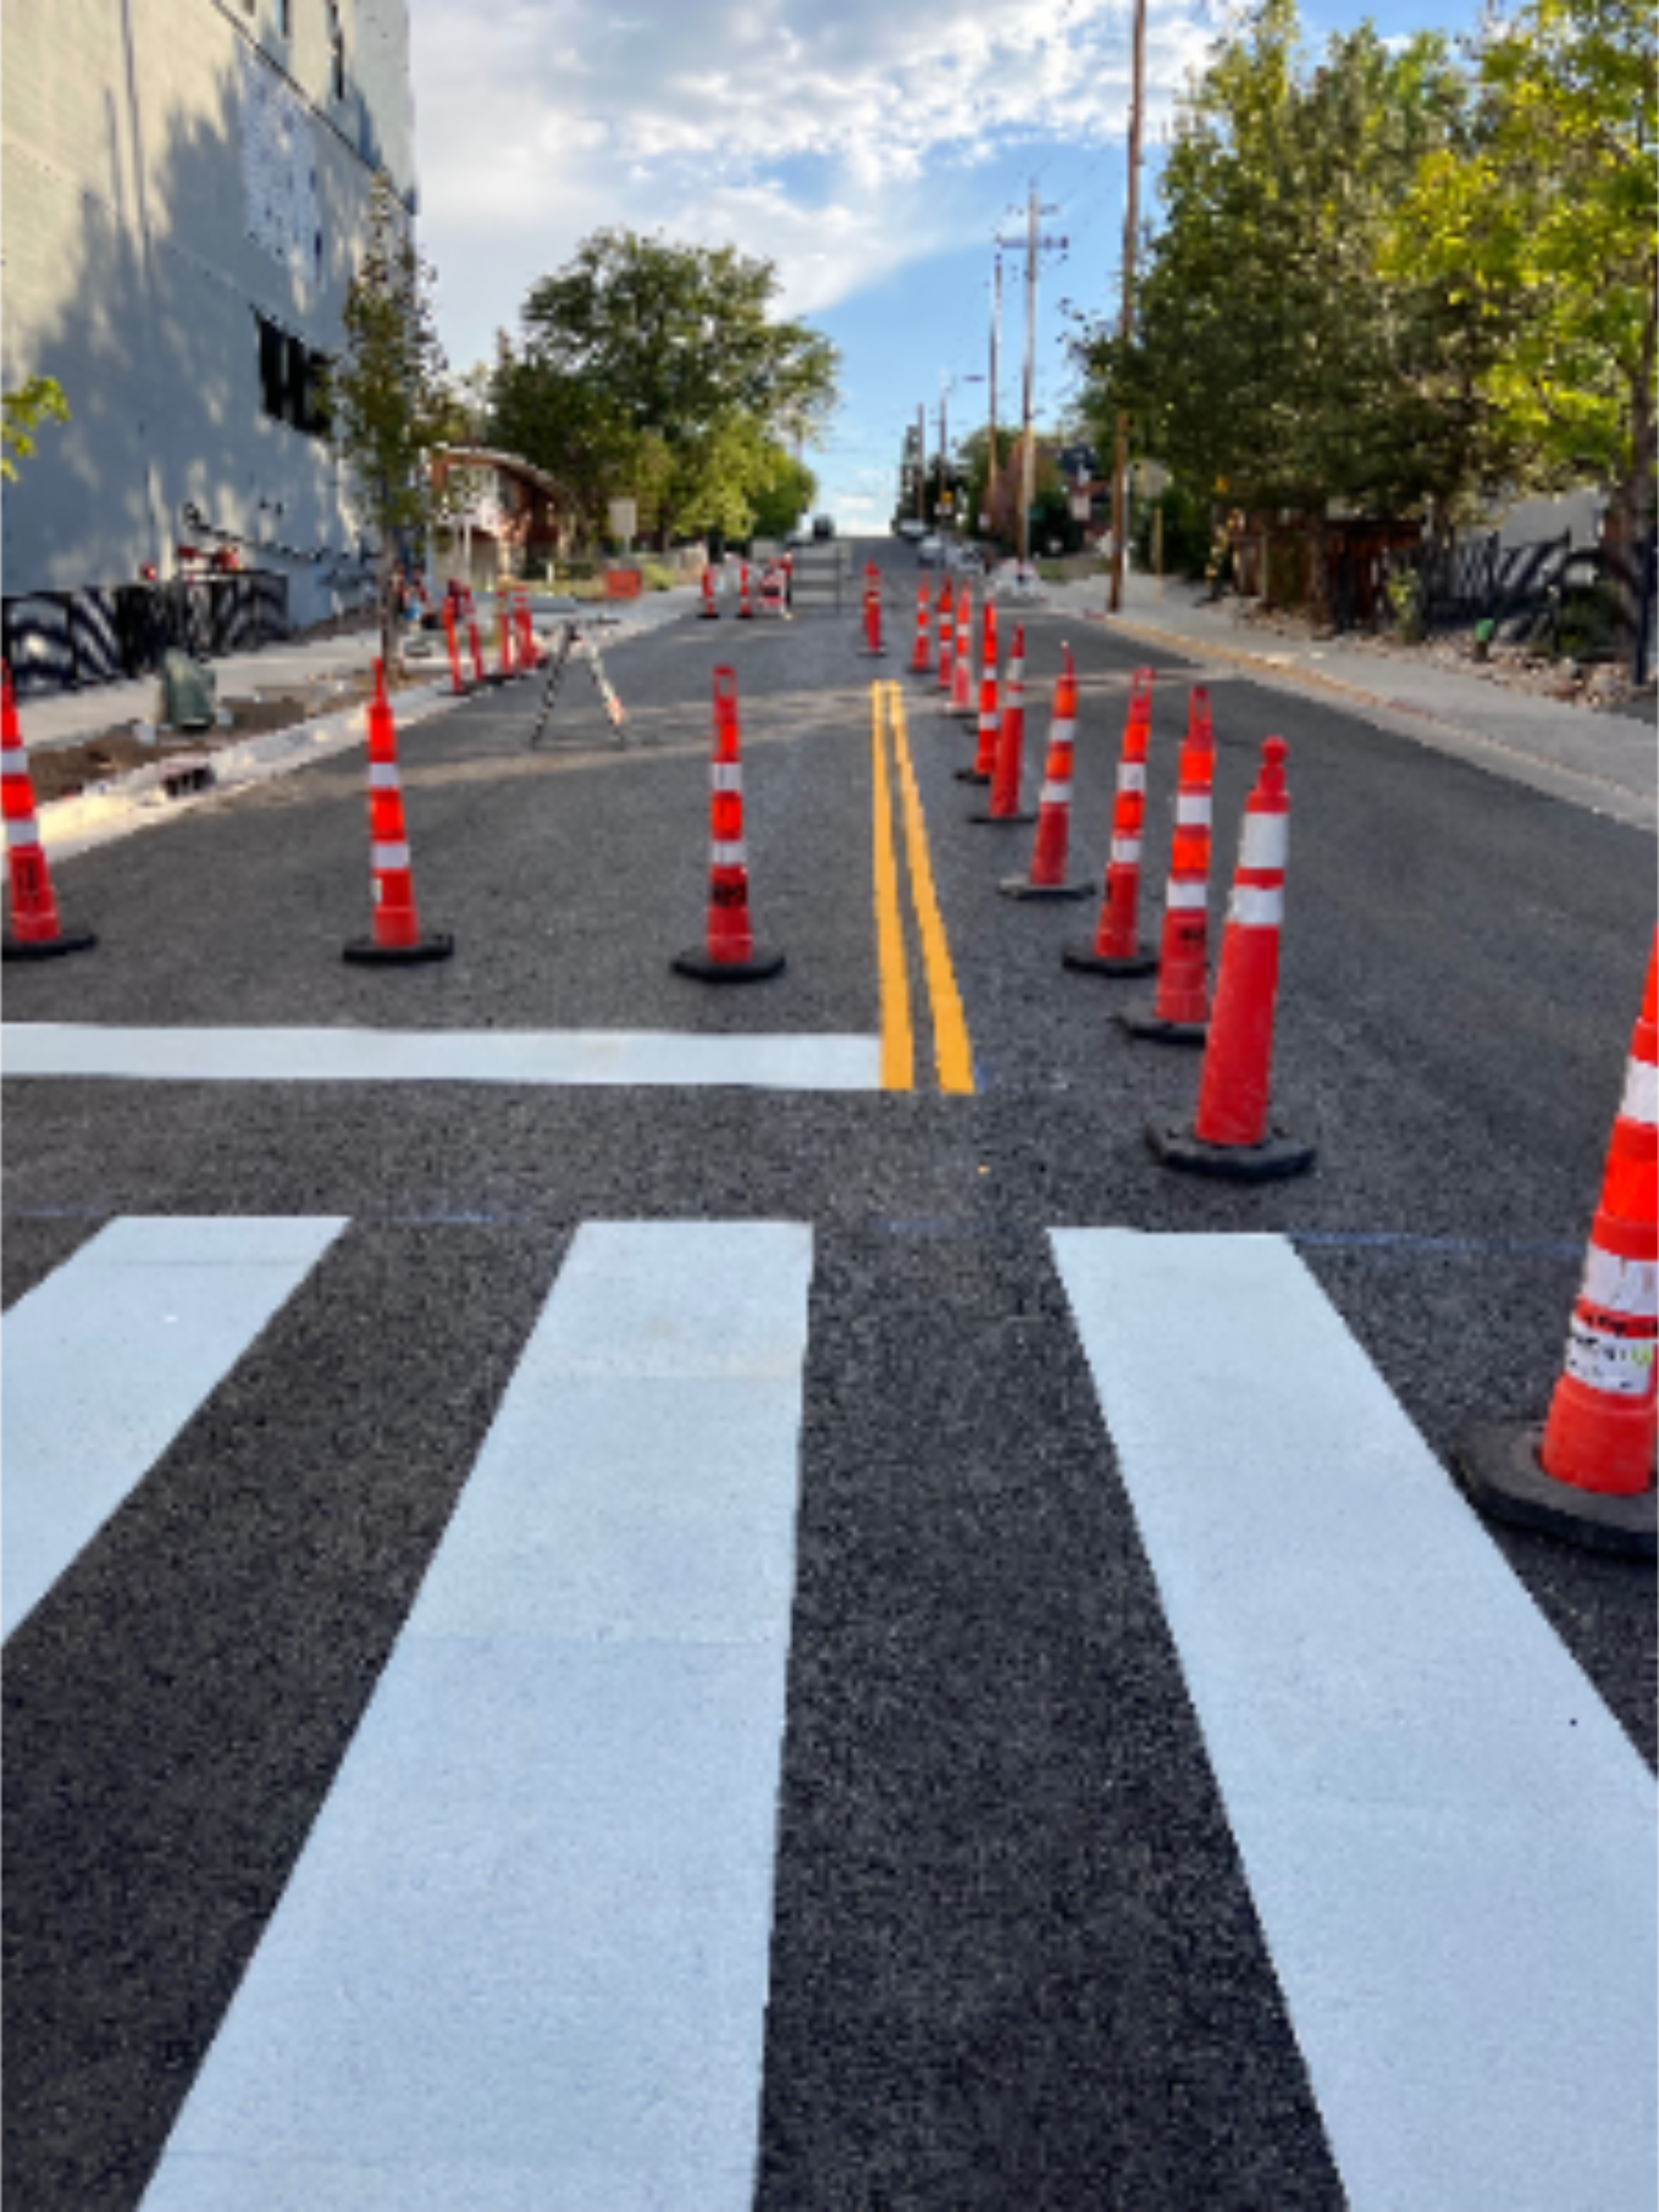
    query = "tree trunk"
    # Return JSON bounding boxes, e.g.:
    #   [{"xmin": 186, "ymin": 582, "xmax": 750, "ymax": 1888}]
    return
[
  {"xmin": 378, "ymin": 539, "xmax": 396, "ymax": 681},
  {"xmin": 1605, "ymin": 268, "xmax": 1656, "ymax": 660},
  {"xmin": 1306, "ymin": 508, "xmax": 1333, "ymax": 629}
]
